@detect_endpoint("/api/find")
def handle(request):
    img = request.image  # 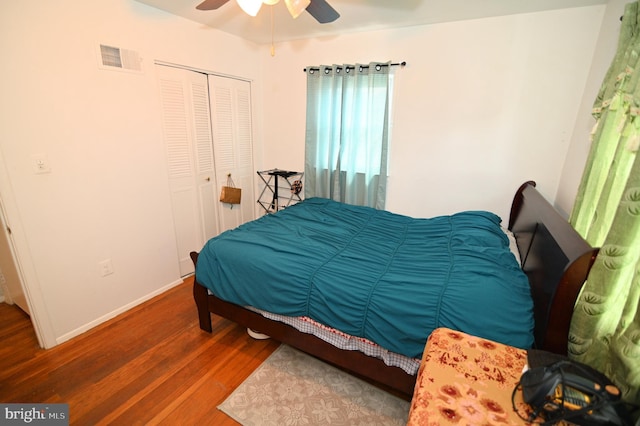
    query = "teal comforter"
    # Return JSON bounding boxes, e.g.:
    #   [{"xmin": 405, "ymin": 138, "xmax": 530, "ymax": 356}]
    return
[{"xmin": 195, "ymin": 198, "xmax": 534, "ymax": 359}]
